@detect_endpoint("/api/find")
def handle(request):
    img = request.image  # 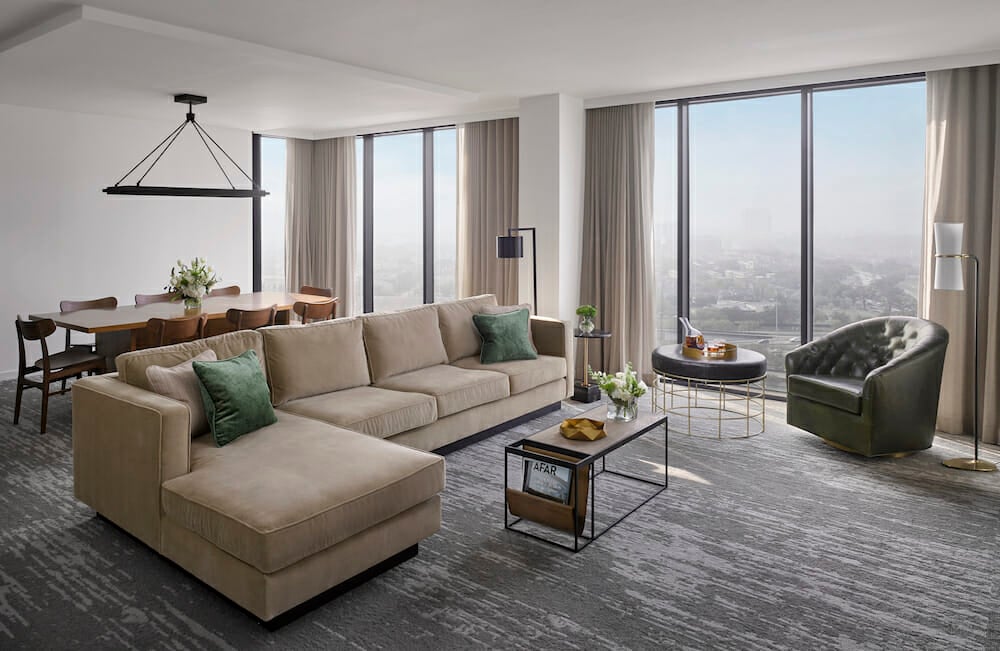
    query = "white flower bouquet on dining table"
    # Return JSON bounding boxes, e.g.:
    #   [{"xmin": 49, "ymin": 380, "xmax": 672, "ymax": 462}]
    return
[{"xmin": 168, "ymin": 257, "xmax": 219, "ymax": 309}]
